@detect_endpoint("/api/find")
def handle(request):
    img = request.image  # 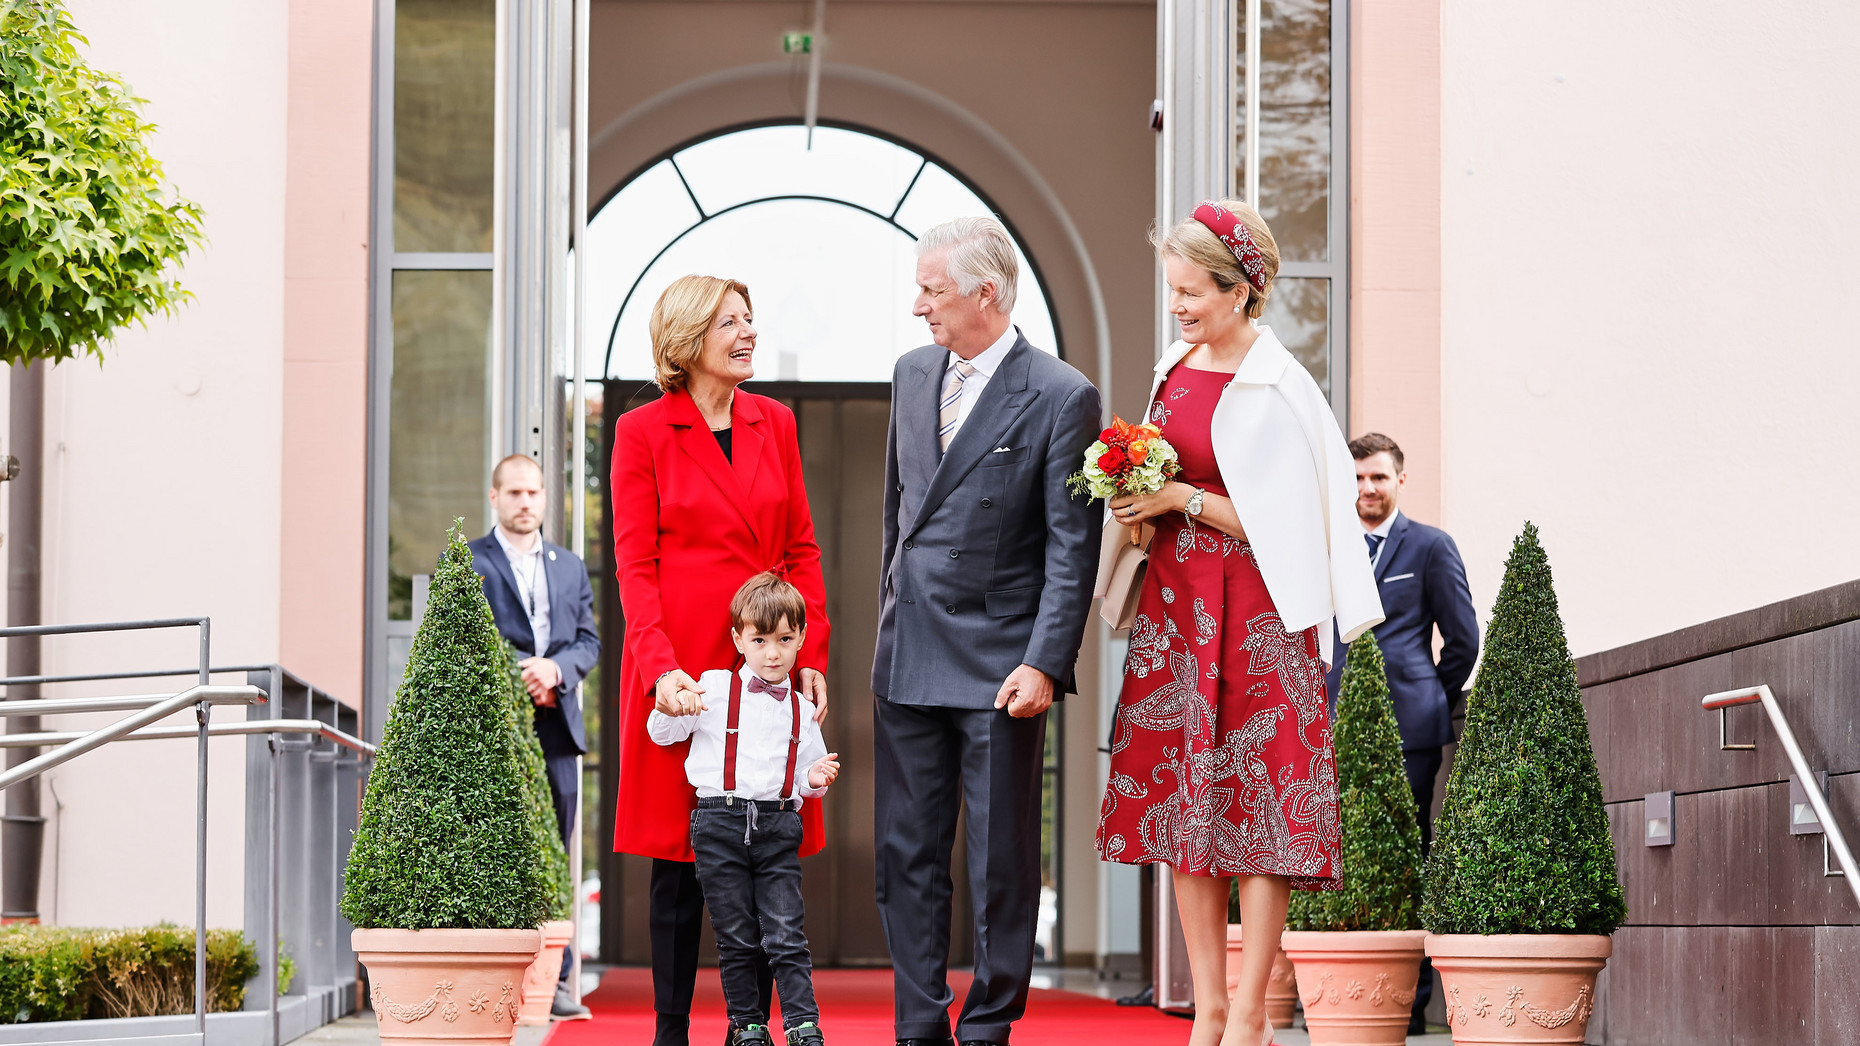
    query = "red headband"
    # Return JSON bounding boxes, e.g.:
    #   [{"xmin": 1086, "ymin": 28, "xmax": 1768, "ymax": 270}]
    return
[{"xmin": 1191, "ymin": 202, "xmax": 1269, "ymax": 292}]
